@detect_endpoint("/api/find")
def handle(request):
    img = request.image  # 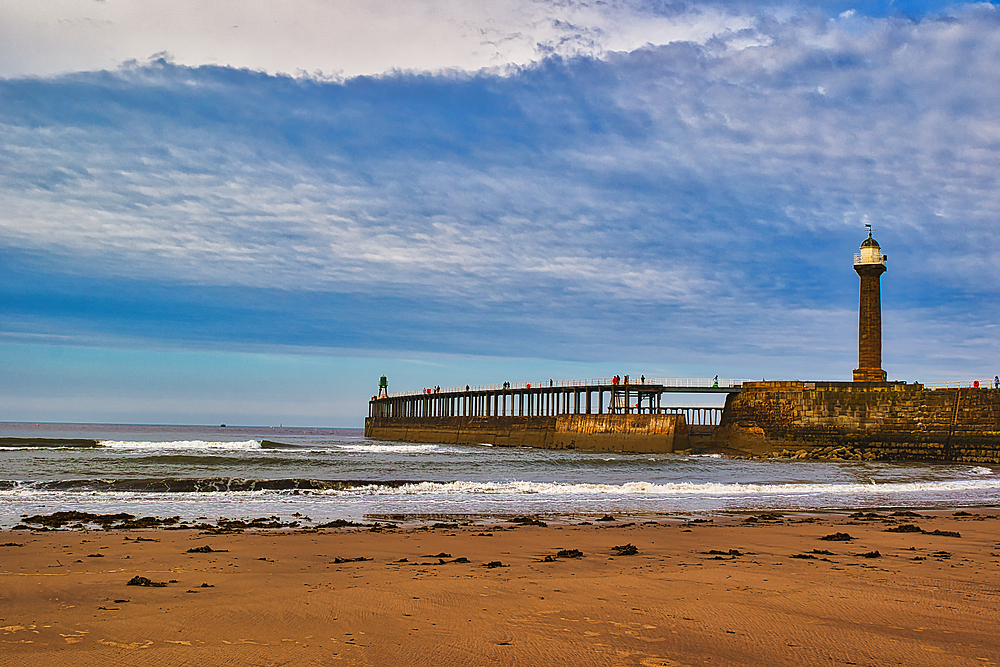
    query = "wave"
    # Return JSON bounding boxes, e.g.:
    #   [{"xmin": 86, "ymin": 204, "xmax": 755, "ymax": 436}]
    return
[
  {"xmin": 4, "ymin": 477, "xmax": 999, "ymax": 497},
  {"xmin": 0, "ymin": 437, "xmax": 100, "ymax": 449},
  {"xmin": 318, "ymin": 478, "xmax": 1000, "ymax": 497},
  {"xmin": 0, "ymin": 478, "xmax": 422, "ymax": 493},
  {"xmin": 98, "ymin": 439, "xmax": 262, "ymax": 451},
  {"xmin": 259, "ymin": 440, "xmax": 316, "ymax": 449},
  {"xmin": 334, "ymin": 443, "xmax": 447, "ymax": 454},
  {"xmin": 110, "ymin": 454, "xmax": 320, "ymax": 466}
]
